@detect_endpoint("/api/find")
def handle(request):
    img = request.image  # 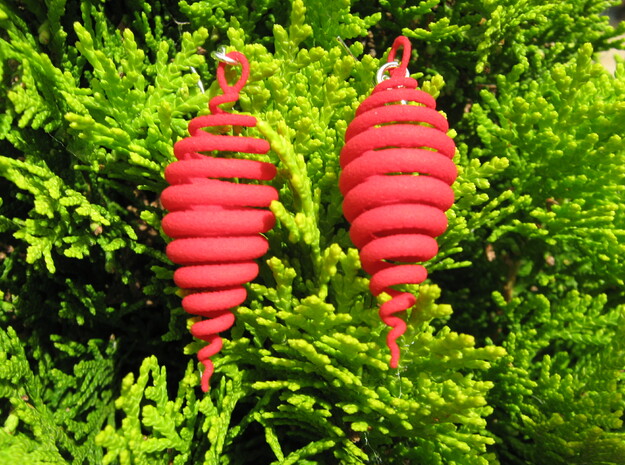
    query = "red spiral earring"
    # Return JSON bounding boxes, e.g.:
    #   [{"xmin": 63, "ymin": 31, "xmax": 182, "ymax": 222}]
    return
[
  {"xmin": 339, "ymin": 36, "xmax": 457, "ymax": 368},
  {"xmin": 161, "ymin": 49, "xmax": 278, "ymax": 391}
]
